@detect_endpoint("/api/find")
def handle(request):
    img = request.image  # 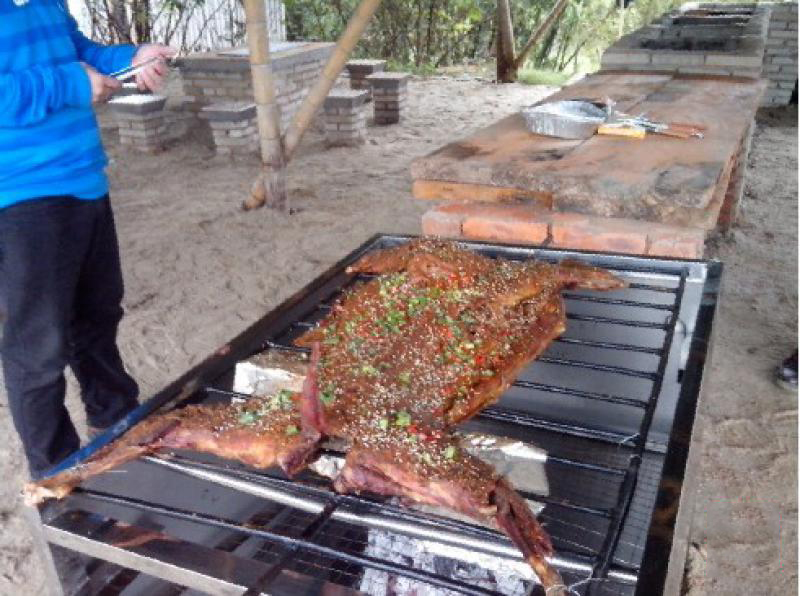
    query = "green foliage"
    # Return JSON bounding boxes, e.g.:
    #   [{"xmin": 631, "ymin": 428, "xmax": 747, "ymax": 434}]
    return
[
  {"xmin": 517, "ymin": 67, "xmax": 570, "ymax": 86},
  {"xmin": 283, "ymin": 0, "xmax": 684, "ymax": 76}
]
